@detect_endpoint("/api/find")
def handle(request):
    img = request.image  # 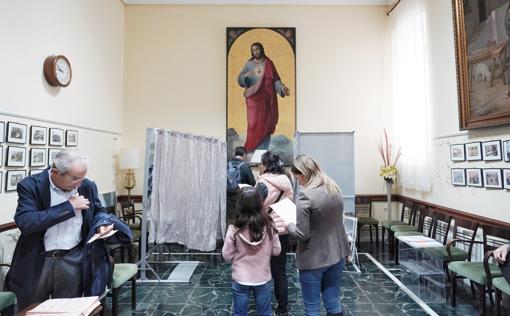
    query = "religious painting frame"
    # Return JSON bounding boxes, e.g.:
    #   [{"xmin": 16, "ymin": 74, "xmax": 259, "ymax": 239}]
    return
[
  {"xmin": 226, "ymin": 27, "xmax": 296, "ymax": 165},
  {"xmin": 452, "ymin": 0, "xmax": 510, "ymax": 129}
]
